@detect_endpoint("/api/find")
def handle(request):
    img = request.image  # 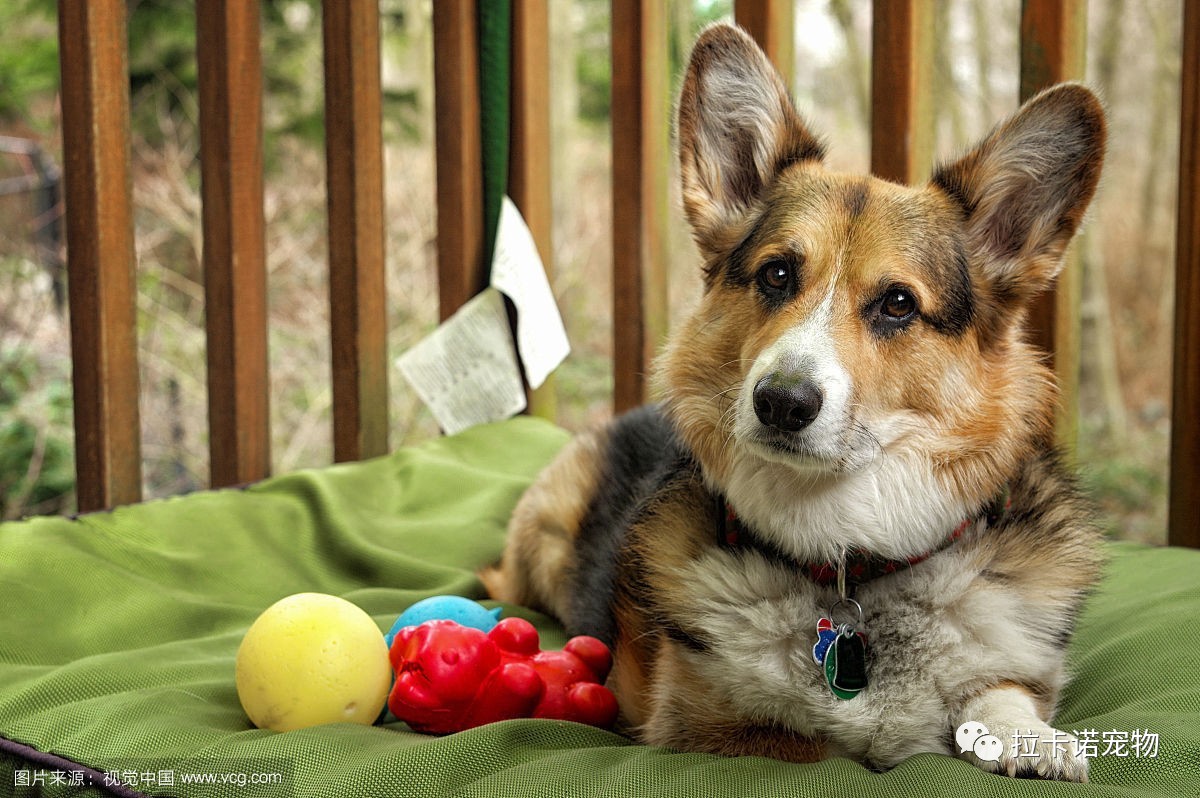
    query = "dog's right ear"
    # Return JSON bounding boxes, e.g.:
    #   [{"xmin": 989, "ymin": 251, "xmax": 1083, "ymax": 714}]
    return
[
  {"xmin": 678, "ymin": 23, "xmax": 824, "ymax": 256},
  {"xmin": 930, "ymin": 83, "xmax": 1106, "ymax": 306}
]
